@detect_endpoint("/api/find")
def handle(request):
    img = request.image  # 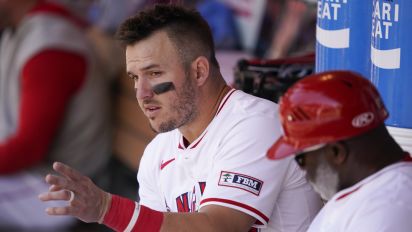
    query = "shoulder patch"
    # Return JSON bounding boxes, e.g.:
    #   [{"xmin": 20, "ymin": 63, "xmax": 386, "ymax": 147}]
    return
[{"xmin": 218, "ymin": 171, "xmax": 263, "ymax": 196}]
